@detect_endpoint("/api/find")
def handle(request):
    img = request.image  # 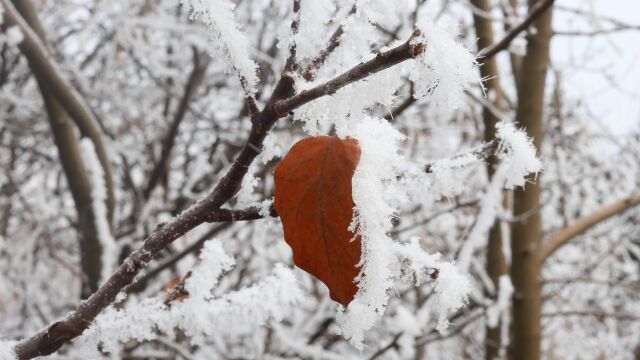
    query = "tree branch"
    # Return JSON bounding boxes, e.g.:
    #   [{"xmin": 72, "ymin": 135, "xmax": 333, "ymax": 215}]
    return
[
  {"xmin": 12, "ymin": 19, "xmax": 432, "ymax": 360},
  {"xmin": 284, "ymin": 0, "xmax": 301, "ymax": 73},
  {"xmin": 273, "ymin": 30, "xmax": 425, "ymax": 116},
  {"xmin": 552, "ymin": 27, "xmax": 640, "ymax": 37},
  {"xmin": 424, "ymin": 139, "xmax": 500, "ymax": 173},
  {"xmin": 125, "ymin": 202, "xmax": 276, "ymax": 295},
  {"xmin": 538, "ymin": 195, "xmax": 640, "ymax": 263},
  {"xmin": 479, "ymin": 0, "xmax": 555, "ymax": 60},
  {"xmin": 9, "ymin": 0, "xmax": 114, "ymax": 296},
  {"xmin": 542, "ymin": 310, "xmax": 640, "ymax": 321},
  {"xmin": 384, "ymin": 83, "xmax": 416, "ymax": 122},
  {"xmin": 367, "ymin": 333, "xmax": 403, "ymax": 360},
  {"xmin": 143, "ymin": 48, "xmax": 210, "ymax": 199},
  {"xmin": 302, "ymin": 4, "xmax": 357, "ymax": 81},
  {"xmin": 3, "ymin": 0, "xmax": 116, "ymax": 223},
  {"xmin": 382, "ymin": 0, "xmax": 549, "ymax": 122}
]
